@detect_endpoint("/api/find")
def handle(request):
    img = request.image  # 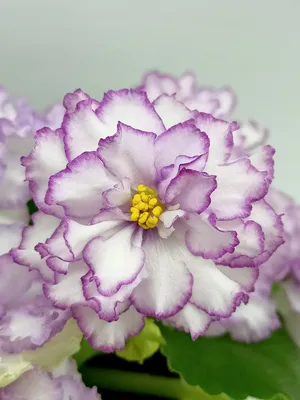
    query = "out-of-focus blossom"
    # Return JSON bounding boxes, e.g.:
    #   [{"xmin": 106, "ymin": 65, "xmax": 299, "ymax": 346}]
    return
[
  {"xmin": 265, "ymin": 189, "xmax": 300, "ymax": 346},
  {"xmin": 234, "ymin": 121, "xmax": 269, "ymax": 154},
  {"xmin": 0, "ymin": 359, "xmax": 100, "ymax": 399},
  {"xmin": 206, "ymin": 289, "xmax": 280, "ymax": 343},
  {"xmin": 139, "ymin": 71, "xmax": 269, "ymax": 153},
  {"xmin": 0, "ymin": 86, "xmax": 64, "ymax": 223},
  {"xmin": 0, "ymin": 223, "xmax": 70, "ymax": 356},
  {"xmin": 139, "ymin": 71, "xmax": 236, "ymax": 118},
  {"xmin": 207, "ymin": 188, "xmax": 300, "ymax": 343},
  {"xmin": 13, "ymin": 88, "xmax": 282, "ymax": 351},
  {"xmin": 0, "ymin": 319, "xmax": 82, "ymax": 387}
]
